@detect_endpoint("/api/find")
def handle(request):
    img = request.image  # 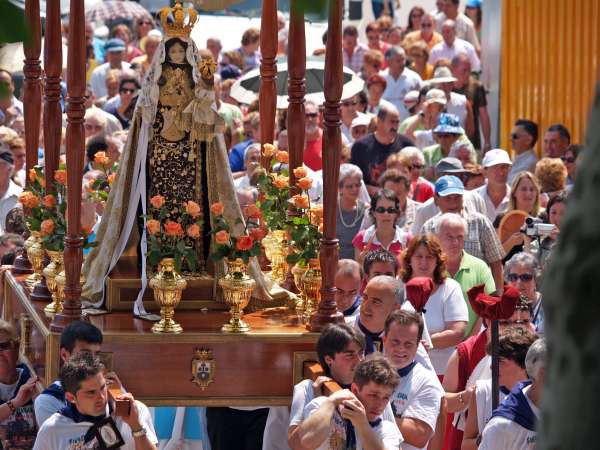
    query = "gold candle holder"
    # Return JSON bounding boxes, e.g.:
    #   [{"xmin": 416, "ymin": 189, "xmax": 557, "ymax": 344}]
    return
[
  {"xmin": 43, "ymin": 250, "xmax": 64, "ymax": 314},
  {"xmin": 263, "ymin": 230, "xmax": 288, "ymax": 285},
  {"xmin": 291, "ymin": 262, "xmax": 308, "ymax": 314},
  {"xmin": 219, "ymin": 258, "xmax": 255, "ymax": 333},
  {"xmin": 53, "ymin": 269, "xmax": 86, "ymax": 316},
  {"xmin": 150, "ymin": 258, "xmax": 186, "ymax": 334},
  {"xmin": 25, "ymin": 232, "xmax": 45, "ymax": 288},
  {"xmin": 302, "ymin": 259, "xmax": 322, "ymax": 323}
]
